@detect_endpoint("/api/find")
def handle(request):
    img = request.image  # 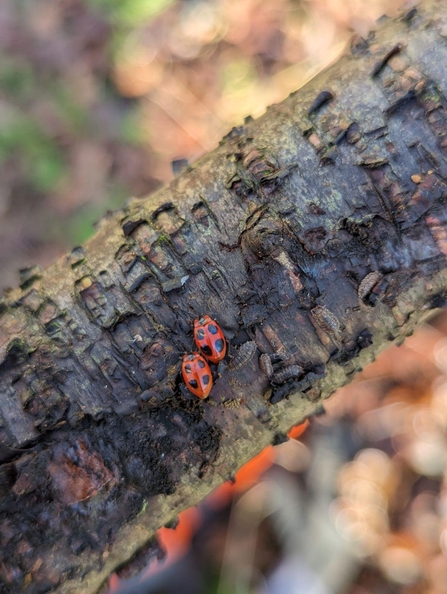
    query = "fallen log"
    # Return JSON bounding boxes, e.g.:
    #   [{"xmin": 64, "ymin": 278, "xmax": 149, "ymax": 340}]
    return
[{"xmin": 1, "ymin": 1, "xmax": 447, "ymax": 591}]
